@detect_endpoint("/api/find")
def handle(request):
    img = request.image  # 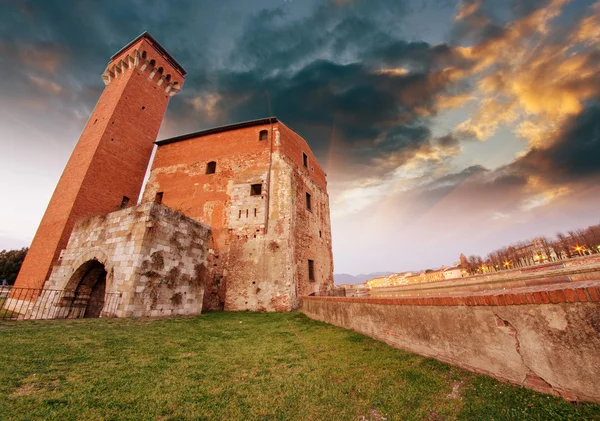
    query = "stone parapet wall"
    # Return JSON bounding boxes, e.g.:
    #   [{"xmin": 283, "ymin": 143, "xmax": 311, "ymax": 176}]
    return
[{"xmin": 301, "ymin": 281, "xmax": 600, "ymax": 403}]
